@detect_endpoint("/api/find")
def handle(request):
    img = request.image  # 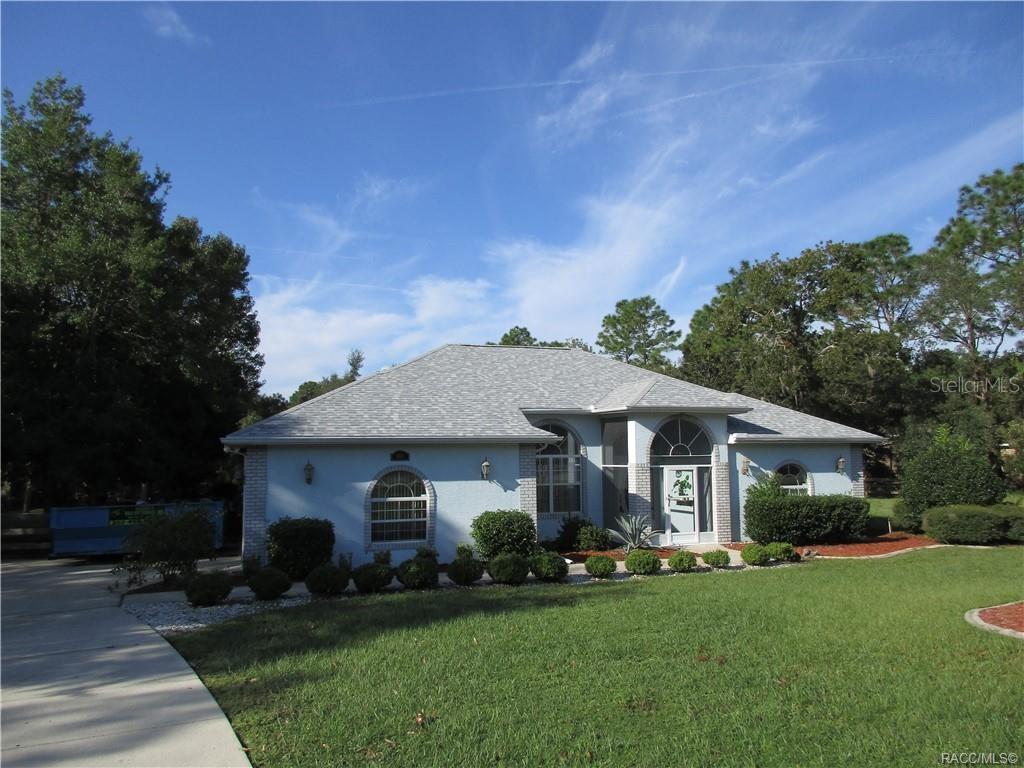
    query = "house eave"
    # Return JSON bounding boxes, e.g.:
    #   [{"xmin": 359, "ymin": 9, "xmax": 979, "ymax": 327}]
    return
[
  {"xmin": 728, "ymin": 434, "xmax": 885, "ymax": 444},
  {"xmin": 221, "ymin": 434, "xmax": 561, "ymax": 448}
]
